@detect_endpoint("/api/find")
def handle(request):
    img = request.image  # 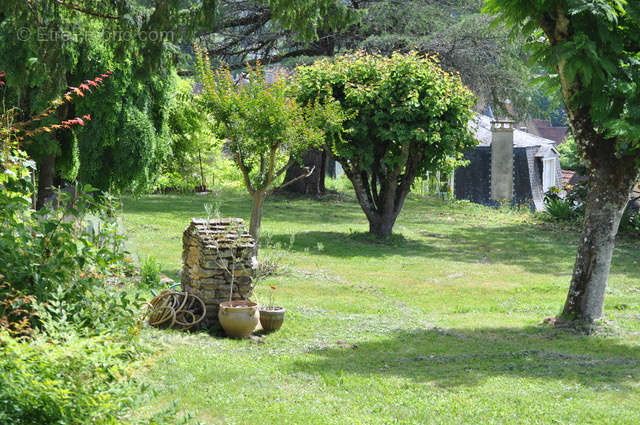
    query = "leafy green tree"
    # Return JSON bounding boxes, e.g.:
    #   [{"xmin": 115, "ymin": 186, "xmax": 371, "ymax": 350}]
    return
[
  {"xmin": 557, "ymin": 136, "xmax": 586, "ymax": 174},
  {"xmin": 295, "ymin": 52, "xmax": 476, "ymax": 237},
  {"xmin": 485, "ymin": 0, "xmax": 640, "ymax": 328},
  {"xmin": 0, "ymin": 1, "xmax": 221, "ymax": 206},
  {"xmin": 164, "ymin": 78, "xmax": 216, "ymax": 191},
  {"xmin": 195, "ymin": 46, "xmax": 342, "ymax": 246}
]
